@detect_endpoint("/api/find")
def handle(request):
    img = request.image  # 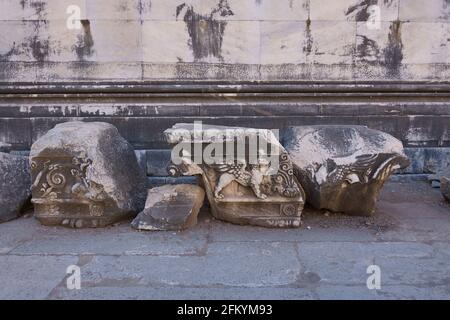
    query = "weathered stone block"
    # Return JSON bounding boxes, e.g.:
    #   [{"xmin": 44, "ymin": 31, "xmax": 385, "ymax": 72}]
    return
[
  {"xmin": 30, "ymin": 121, "xmax": 147, "ymax": 228},
  {"xmin": 308, "ymin": 21, "xmax": 356, "ymax": 64},
  {"xmin": 146, "ymin": 149, "xmax": 172, "ymax": 176},
  {"xmin": 399, "ymin": 0, "xmax": 449, "ymax": 22},
  {"xmin": 0, "ymin": 152, "xmax": 31, "ymax": 223},
  {"xmin": 142, "ymin": 21, "xmax": 193, "ymax": 63},
  {"xmin": 131, "ymin": 184, "xmax": 205, "ymax": 231},
  {"xmin": 402, "ymin": 22, "xmax": 449, "ymax": 64},
  {"xmin": 260, "ymin": 21, "xmax": 307, "ymax": 65},
  {"xmin": 0, "ymin": 0, "xmax": 87, "ymax": 21},
  {"xmin": 86, "ymin": 0, "xmax": 140, "ymax": 20},
  {"xmin": 165, "ymin": 123, "xmax": 305, "ymax": 228},
  {"xmin": 424, "ymin": 148, "xmax": 450, "ymax": 174},
  {"xmin": 310, "ymin": 0, "xmax": 399, "ymax": 21},
  {"xmin": 284, "ymin": 125, "xmax": 410, "ymax": 216}
]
